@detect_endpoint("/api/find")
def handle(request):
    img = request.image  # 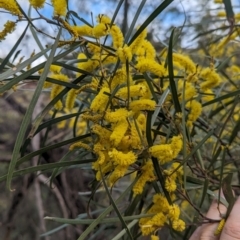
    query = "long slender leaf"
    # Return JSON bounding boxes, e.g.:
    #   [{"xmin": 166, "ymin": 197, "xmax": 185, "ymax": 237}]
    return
[
  {"xmin": 202, "ymin": 89, "xmax": 240, "ymax": 107},
  {"xmin": 128, "ymin": 0, "xmax": 174, "ymax": 45},
  {"xmin": 17, "ymin": 133, "xmax": 92, "ymax": 166},
  {"xmin": 199, "ymin": 179, "xmax": 209, "ymax": 208},
  {"xmin": 100, "ymin": 169, "xmax": 133, "ymax": 240},
  {"xmin": 28, "ymin": 74, "xmax": 87, "ymax": 139},
  {"xmin": 0, "ymin": 42, "xmax": 81, "ymax": 93},
  {"xmin": 143, "ymin": 73, "xmax": 158, "ymax": 103},
  {"xmin": 167, "ymin": 28, "xmax": 181, "ymax": 113},
  {"xmin": 77, "ymin": 179, "xmax": 137, "ymax": 240},
  {"xmin": 40, "ymin": 209, "xmax": 104, "ymax": 237},
  {"xmin": 124, "ymin": 0, "xmax": 147, "ymax": 43},
  {"xmin": 6, "ymin": 29, "xmax": 63, "ymax": 191},
  {"xmin": 28, "ymin": 4, "xmax": 48, "ymax": 60},
  {"xmin": 49, "ymin": 151, "xmax": 74, "ymax": 188},
  {"xmin": 228, "ymin": 118, "xmax": 240, "ymax": 145},
  {"xmin": 0, "ymin": 47, "xmax": 50, "ymax": 92},
  {"xmin": 223, "ymin": 0, "xmax": 235, "ymax": 20},
  {"xmin": 222, "ymin": 173, "xmax": 235, "ymax": 218},
  {"xmin": 0, "ymin": 159, "xmax": 94, "ymax": 183},
  {"xmin": 112, "ymin": 219, "xmax": 139, "ymax": 240},
  {"xmin": 0, "ymin": 24, "xmax": 29, "ymax": 72},
  {"xmin": 45, "ymin": 214, "xmax": 153, "ymax": 225}
]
